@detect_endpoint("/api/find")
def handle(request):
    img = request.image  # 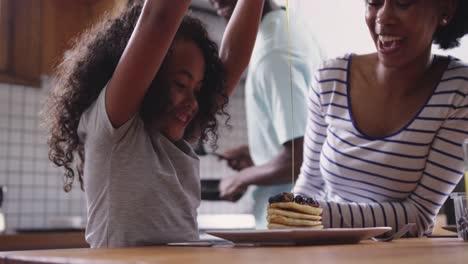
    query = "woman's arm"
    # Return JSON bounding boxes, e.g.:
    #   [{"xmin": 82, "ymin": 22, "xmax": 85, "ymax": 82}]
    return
[
  {"xmin": 293, "ymin": 72, "xmax": 328, "ymax": 198},
  {"xmin": 305, "ymin": 96, "xmax": 468, "ymax": 236},
  {"xmin": 219, "ymin": 0, "xmax": 264, "ymax": 96},
  {"xmin": 106, "ymin": 0, "xmax": 191, "ymax": 127}
]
